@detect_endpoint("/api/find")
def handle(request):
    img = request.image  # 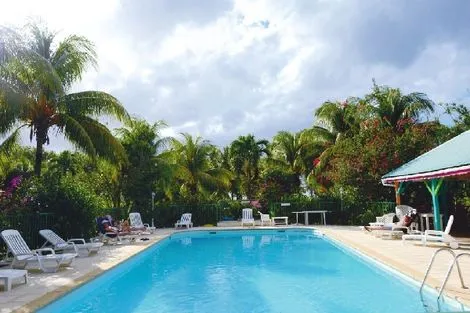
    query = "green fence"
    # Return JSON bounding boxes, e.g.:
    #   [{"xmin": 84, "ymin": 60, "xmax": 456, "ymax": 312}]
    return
[
  {"xmin": 0, "ymin": 213, "xmax": 56, "ymax": 251},
  {"xmin": 268, "ymin": 200, "xmax": 396, "ymax": 225},
  {"xmin": 152, "ymin": 204, "xmax": 224, "ymax": 227},
  {"xmin": 150, "ymin": 200, "xmax": 396, "ymax": 227}
]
